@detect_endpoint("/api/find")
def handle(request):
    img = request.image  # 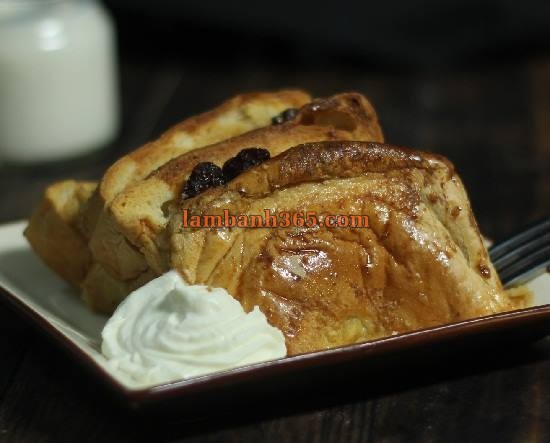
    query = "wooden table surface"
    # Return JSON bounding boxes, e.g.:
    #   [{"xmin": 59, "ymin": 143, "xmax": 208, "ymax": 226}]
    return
[{"xmin": 0, "ymin": 55, "xmax": 549, "ymax": 442}]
